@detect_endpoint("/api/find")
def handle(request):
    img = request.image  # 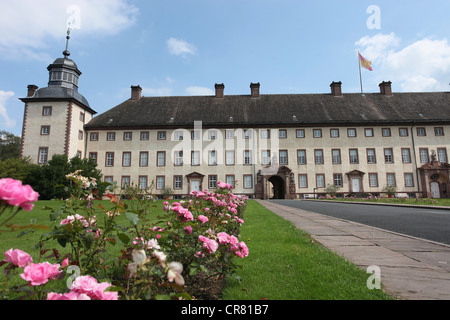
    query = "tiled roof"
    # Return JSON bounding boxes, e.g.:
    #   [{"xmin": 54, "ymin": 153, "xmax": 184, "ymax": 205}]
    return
[{"xmin": 85, "ymin": 91, "xmax": 450, "ymax": 130}]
